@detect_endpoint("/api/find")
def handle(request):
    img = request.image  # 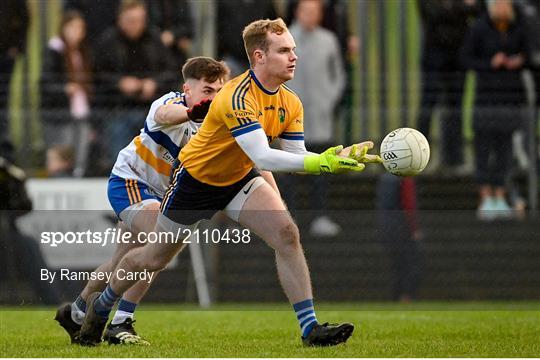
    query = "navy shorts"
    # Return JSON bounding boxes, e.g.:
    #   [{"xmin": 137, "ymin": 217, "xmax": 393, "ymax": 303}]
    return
[{"xmin": 160, "ymin": 167, "xmax": 261, "ymax": 225}]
